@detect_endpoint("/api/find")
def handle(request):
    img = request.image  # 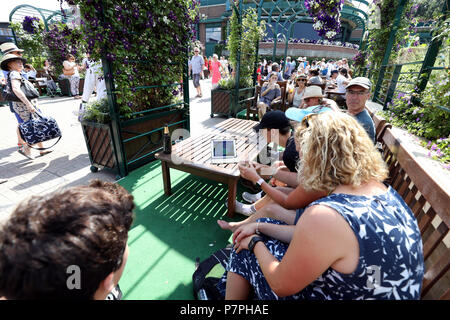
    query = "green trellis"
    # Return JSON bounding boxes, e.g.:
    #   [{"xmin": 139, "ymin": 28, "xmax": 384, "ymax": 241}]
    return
[
  {"xmin": 9, "ymin": 4, "xmax": 73, "ymax": 43},
  {"xmin": 369, "ymin": 0, "xmax": 449, "ymax": 112},
  {"xmin": 228, "ymin": 0, "xmax": 370, "ymax": 112}
]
